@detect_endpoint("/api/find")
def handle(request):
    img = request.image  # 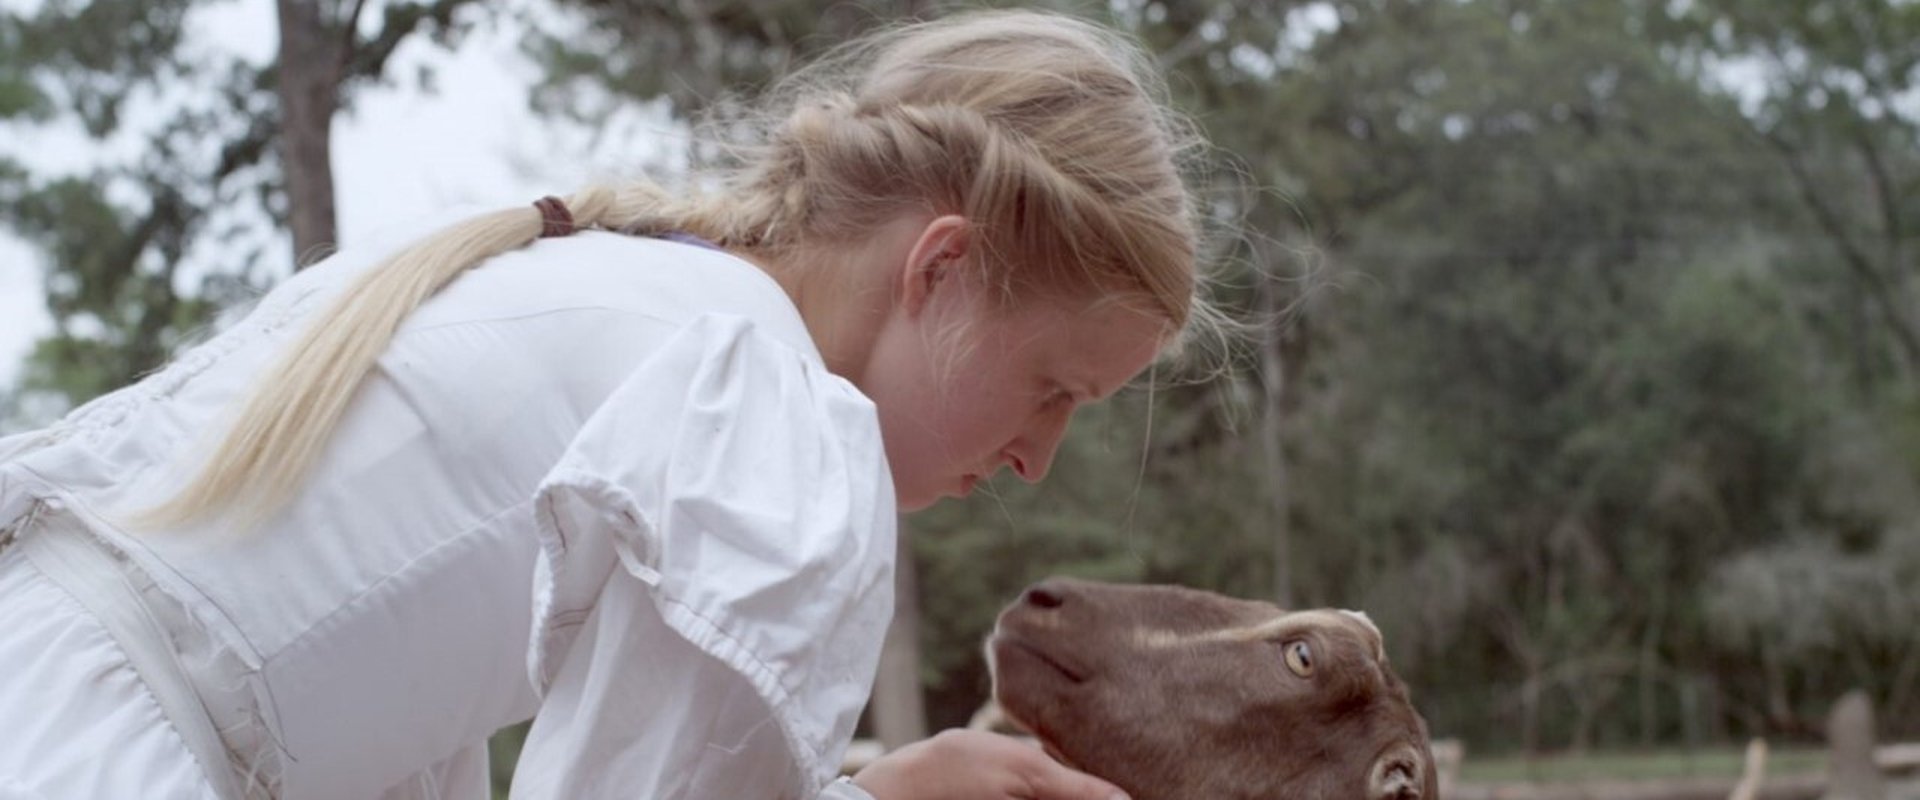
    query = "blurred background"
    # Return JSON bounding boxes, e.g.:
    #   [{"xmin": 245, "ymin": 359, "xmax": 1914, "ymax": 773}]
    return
[{"xmin": 3, "ymin": 0, "xmax": 1917, "ymax": 795}]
